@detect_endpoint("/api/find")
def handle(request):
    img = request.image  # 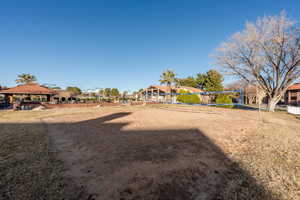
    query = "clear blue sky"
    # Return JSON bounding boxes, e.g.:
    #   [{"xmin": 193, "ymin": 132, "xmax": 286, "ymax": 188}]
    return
[{"xmin": 1, "ymin": 0, "xmax": 300, "ymax": 92}]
